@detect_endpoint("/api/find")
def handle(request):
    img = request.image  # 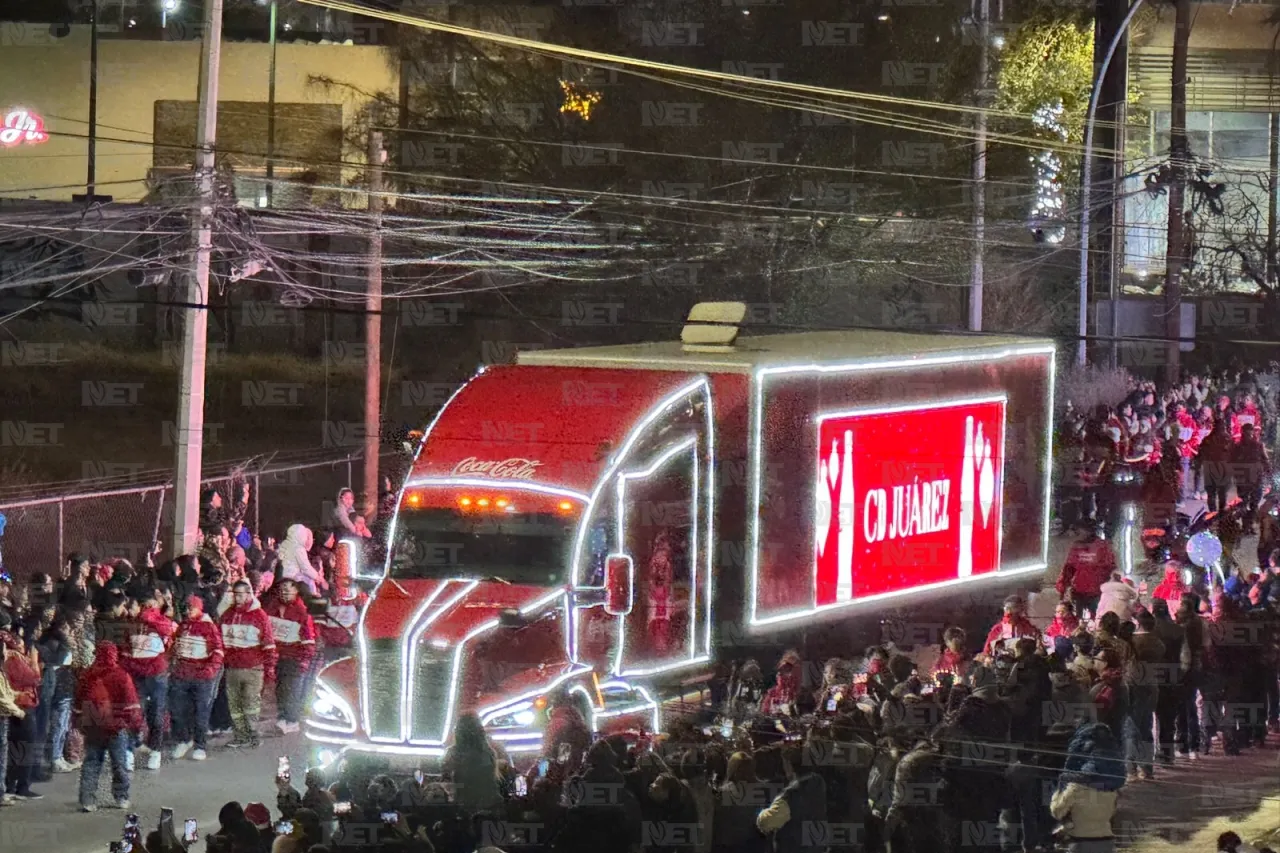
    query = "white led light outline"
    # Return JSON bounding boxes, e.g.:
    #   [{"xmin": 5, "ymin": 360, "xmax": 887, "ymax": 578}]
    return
[
  {"xmin": 750, "ymin": 562, "xmax": 1046, "ymax": 628},
  {"xmin": 590, "ymin": 680, "xmax": 662, "ymax": 734},
  {"xmin": 403, "ymin": 478, "xmax": 590, "ymax": 503},
  {"xmin": 567, "ymin": 378, "xmax": 712, "ymax": 662},
  {"xmin": 306, "ymin": 676, "xmax": 358, "ymax": 735},
  {"xmin": 480, "ymin": 700, "xmax": 534, "ymax": 726},
  {"xmin": 341, "ymin": 537, "xmax": 378, "ymax": 583},
  {"xmin": 747, "ymin": 344, "xmax": 1056, "ymax": 629},
  {"xmin": 477, "ymin": 662, "xmax": 593, "ymax": 721},
  {"xmin": 489, "ymin": 732, "xmax": 544, "ymax": 743},
  {"xmin": 1042, "ymin": 355, "xmax": 1056, "ymax": 568},
  {"xmin": 402, "ymin": 580, "xmax": 481, "ymax": 740},
  {"xmin": 611, "ymin": 436, "xmax": 699, "ymax": 676},
  {"xmin": 504, "ymin": 742, "xmax": 545, "ymax": 754},
  {"xmin": 410, "ymin": 589, "xmax": 576, "ymax": 746},
  {"xmin": 305, "ymin": 730, "xmax": 446, "ymax": 758},
  {"xmin": 359, "ymin": 376, "xmax": 473, "ymax": 740}
]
